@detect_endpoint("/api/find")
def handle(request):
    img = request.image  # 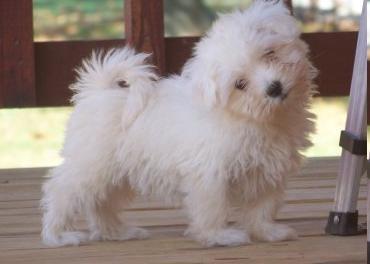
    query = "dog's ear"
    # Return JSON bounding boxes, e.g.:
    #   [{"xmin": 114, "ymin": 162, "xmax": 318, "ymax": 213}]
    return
[
  {"xmin": 187, "ymin": 61, "xmax": 232, "ymax": 108},
  {"xmin": 249, "ymin": 0, "xmax": 298, "ymax": 41}
]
